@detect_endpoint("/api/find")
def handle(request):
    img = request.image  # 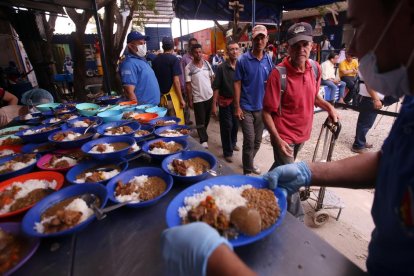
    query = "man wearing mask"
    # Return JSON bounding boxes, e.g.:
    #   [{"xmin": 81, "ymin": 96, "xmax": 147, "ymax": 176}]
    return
[
  {"xmin": 120, "ymin": 31, "xmax": 160, "ymax": 105},
  {"xmin": 234, "ymin": 25, "xmax": 273, "ymax": 175},
  {"xmin": 161, "ymin": 1, "xmax": 414, "ymax": 275}
]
